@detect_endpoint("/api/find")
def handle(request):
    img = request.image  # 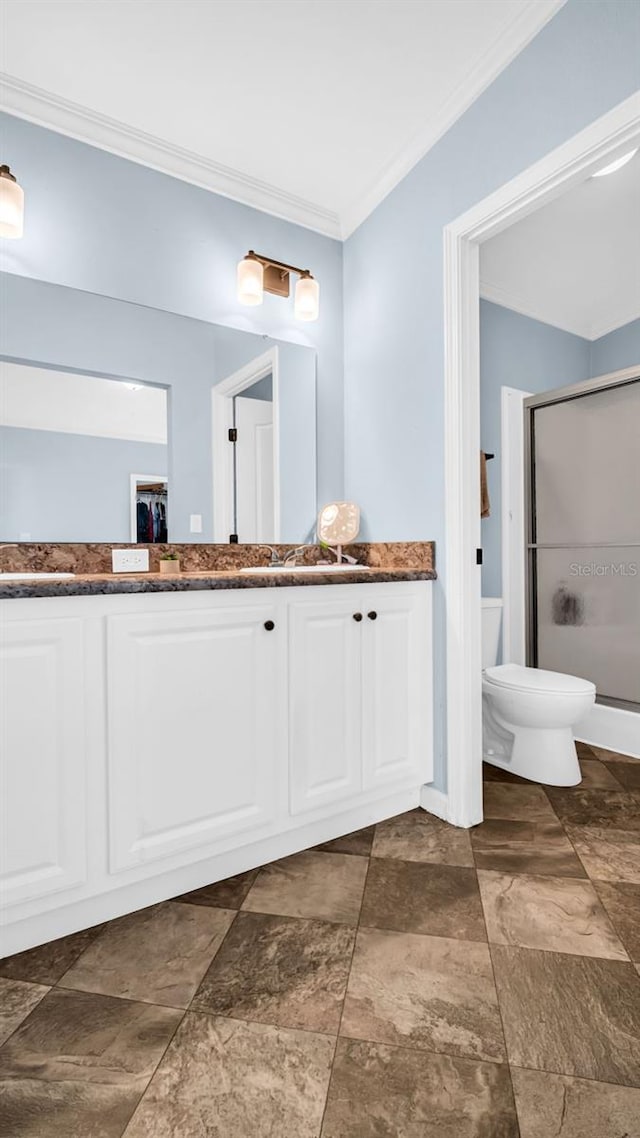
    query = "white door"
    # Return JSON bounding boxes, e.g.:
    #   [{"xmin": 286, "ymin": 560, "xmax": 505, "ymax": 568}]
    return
[
  {"xmin": 0, "ymin": 617, "xmax": 87, "ymax": 908},
  {"xmin": 289, "ymin": 597, "xmax": 363, "ymax": 814},
  {"xmin": 361, "ymin": 589, "xmax": 432, "ymax": 790},
  {"xmin": 107, "ymin": 602, "xmax": 280, "ymax": 873},
  {"xmin": 235, "ymin": 396, "xmax": 274, "ymax": 543}
]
